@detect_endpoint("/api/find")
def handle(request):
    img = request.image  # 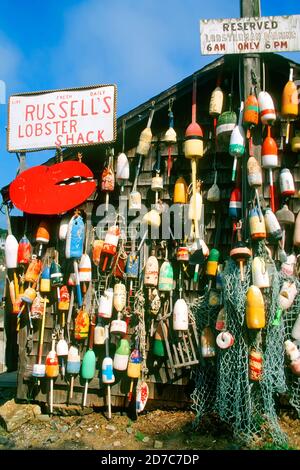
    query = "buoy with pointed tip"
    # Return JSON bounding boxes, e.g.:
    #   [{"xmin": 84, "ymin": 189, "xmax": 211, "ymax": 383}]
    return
[
  {"xmin": 56, "ymin": 334, "xmax": 68, "ymax": 378},
  {"xmin": 58, "ymin": 285, "xmax": 70, "ymax": 311},
  {"xmin": 246, "ymin": 286, "xmax": 265, "ymax": 329}
]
